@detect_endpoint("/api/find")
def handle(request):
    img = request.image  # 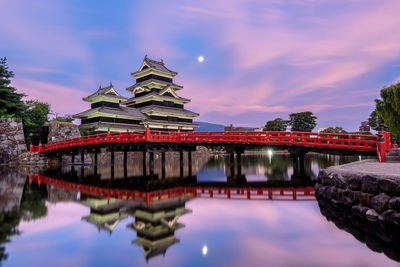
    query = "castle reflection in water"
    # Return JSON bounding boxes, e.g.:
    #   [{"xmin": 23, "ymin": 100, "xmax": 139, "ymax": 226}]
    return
[{"xmin": 3, "ymin": 152, "xmax": 393, "ymax": 263}]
